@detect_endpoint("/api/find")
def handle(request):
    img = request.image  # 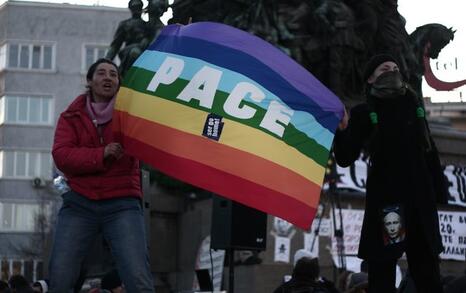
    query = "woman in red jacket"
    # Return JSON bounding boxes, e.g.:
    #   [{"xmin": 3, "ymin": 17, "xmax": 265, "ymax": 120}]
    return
[{"xmin": 49, "ymin": 59, "xmax": 154, "ymax": 293}]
